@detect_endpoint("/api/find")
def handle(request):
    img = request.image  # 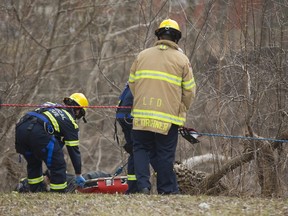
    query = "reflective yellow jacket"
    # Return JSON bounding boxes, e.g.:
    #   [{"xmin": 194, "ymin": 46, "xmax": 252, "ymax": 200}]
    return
[{"xmin": 128, "ymin": 40, "xmax": 196, "ymax": 135}]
